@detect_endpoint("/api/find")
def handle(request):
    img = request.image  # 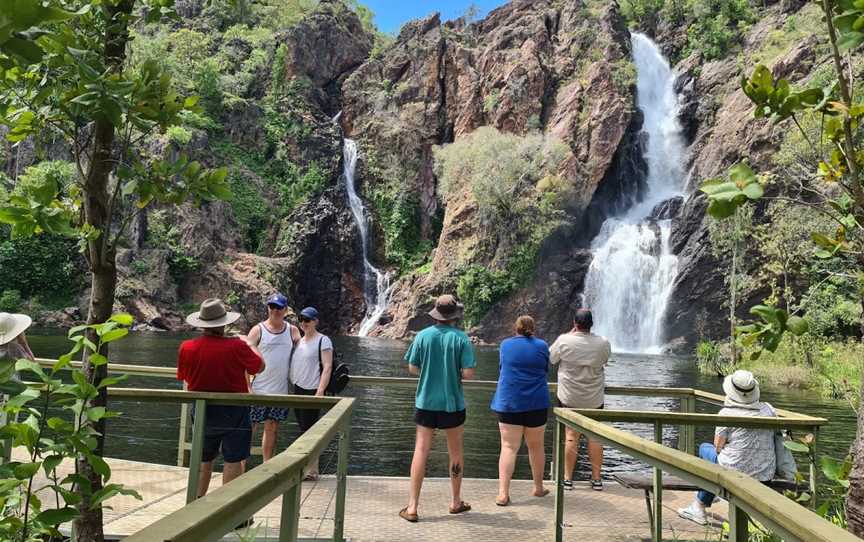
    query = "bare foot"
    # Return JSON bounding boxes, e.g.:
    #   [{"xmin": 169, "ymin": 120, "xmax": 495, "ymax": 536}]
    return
[
  {"xmin": 532, "ymin": 487, "xmax": 550, "ymax": 497},
  {"xmin": 495, "ymin": 495, "xmax": 510, "ymax": 506}
]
